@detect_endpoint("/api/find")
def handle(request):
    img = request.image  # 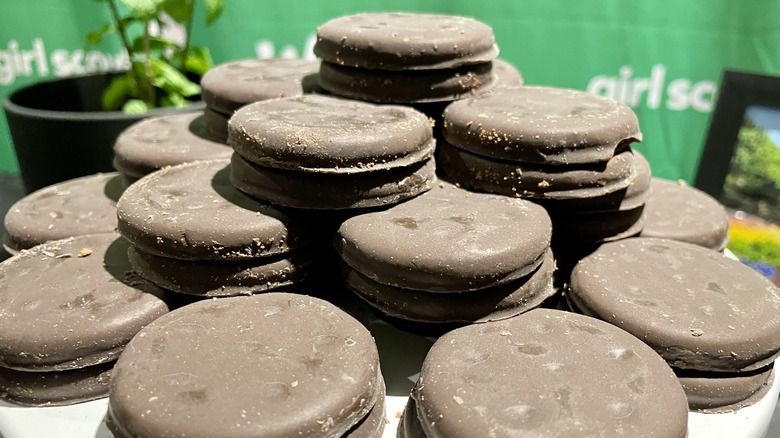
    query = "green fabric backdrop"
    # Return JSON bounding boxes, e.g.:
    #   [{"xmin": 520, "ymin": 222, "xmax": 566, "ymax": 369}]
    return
[{"xmin": 1, "ymin": 0, "xmax": 779, "ymax": 183}]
